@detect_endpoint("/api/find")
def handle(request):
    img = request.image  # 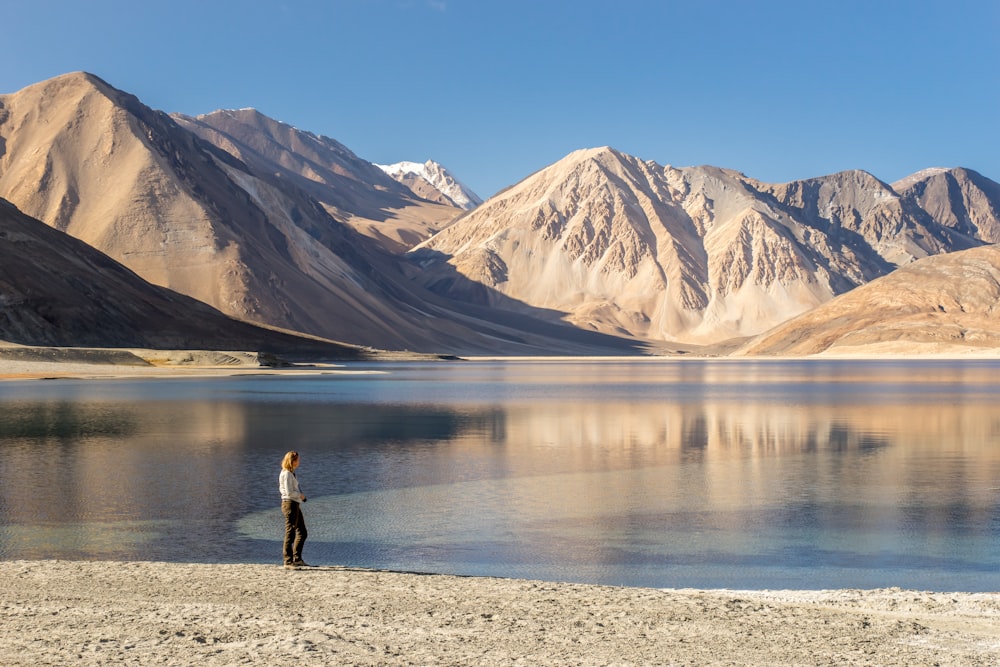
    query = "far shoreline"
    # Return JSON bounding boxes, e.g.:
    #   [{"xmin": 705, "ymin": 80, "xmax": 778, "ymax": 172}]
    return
[{"xmin": 4, "ymin": 346, "xmax": 1000, "ymax": 382}]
